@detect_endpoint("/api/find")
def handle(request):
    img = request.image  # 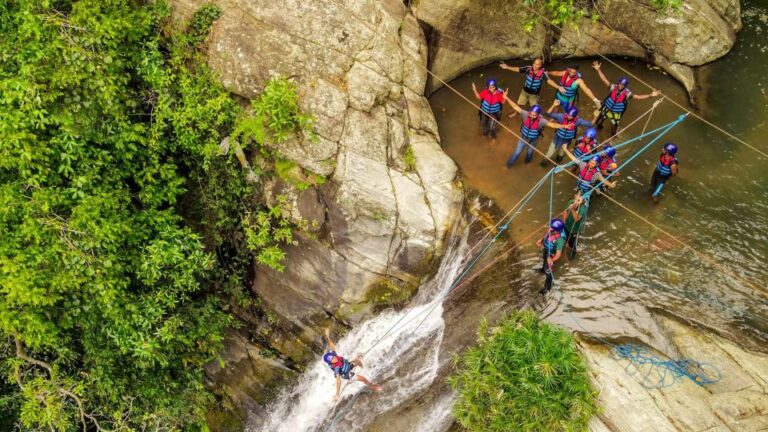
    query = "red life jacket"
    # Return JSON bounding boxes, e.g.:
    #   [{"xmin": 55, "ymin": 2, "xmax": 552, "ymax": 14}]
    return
[
  {"xmin": 560, "ymin": 73, "xmax": 579, "ymax": 88},
  {"xmin": 575, "ymin": 137, "xmax": 597, "ymax": 155},
  {"xmin": 599, "ymin": 156, "xmax": 616, "ymax": 172}
]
